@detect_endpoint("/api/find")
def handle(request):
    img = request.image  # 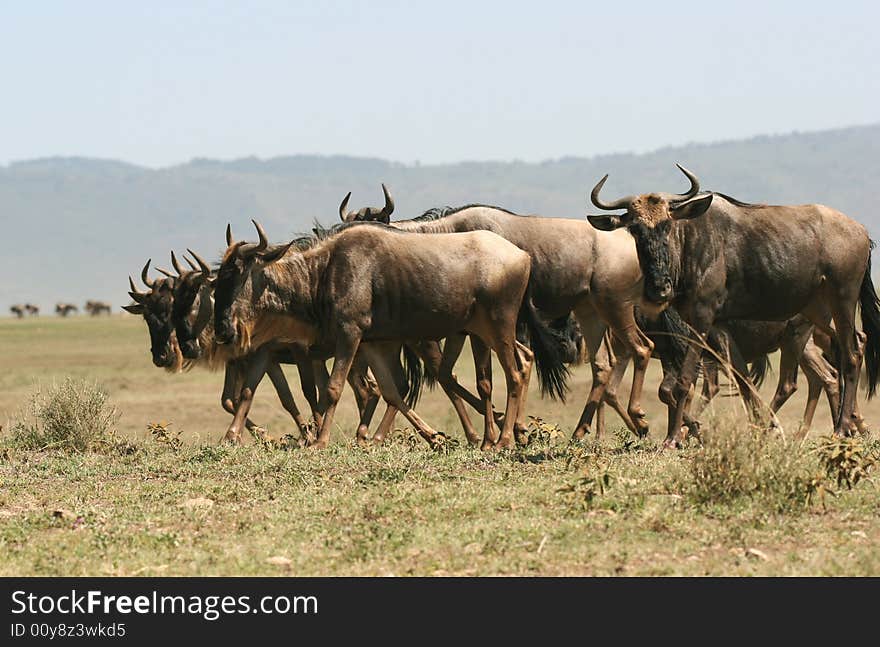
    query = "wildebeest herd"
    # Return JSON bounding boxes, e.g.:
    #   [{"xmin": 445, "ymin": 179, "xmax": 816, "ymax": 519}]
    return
[
  {"xmin": 8, "ymin": 301, "xmax": 112, "ymax": 317},
  {"xmin": 123, "ymin": 166, "xmax": 880, "ymax": 449}
]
